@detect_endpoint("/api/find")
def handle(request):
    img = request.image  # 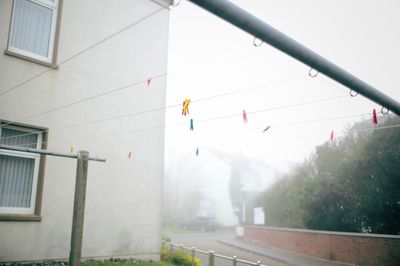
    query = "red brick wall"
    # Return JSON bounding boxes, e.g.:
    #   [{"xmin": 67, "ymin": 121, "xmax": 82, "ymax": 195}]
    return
[{"xmin": 240, "ymin": 226, "xmax": 400, "ymax": 266}]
